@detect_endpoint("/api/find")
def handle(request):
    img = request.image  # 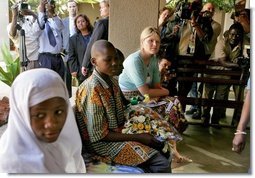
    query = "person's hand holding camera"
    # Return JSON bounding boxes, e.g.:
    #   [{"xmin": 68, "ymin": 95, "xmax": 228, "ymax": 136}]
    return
[
  {"xmin": 38, "ymin": 0, "xmax": 48, "ymax": 13},
  {"xmin": 21, "ymin": 9, "xmax": 37, "ymax": 19},
  {"xmin": 45, "ymin": 0, "xmax": 56, "ymax": 18},
  {"xmin": 11, "ymin": 3, "xmax": 19, "ymax": 18}
]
